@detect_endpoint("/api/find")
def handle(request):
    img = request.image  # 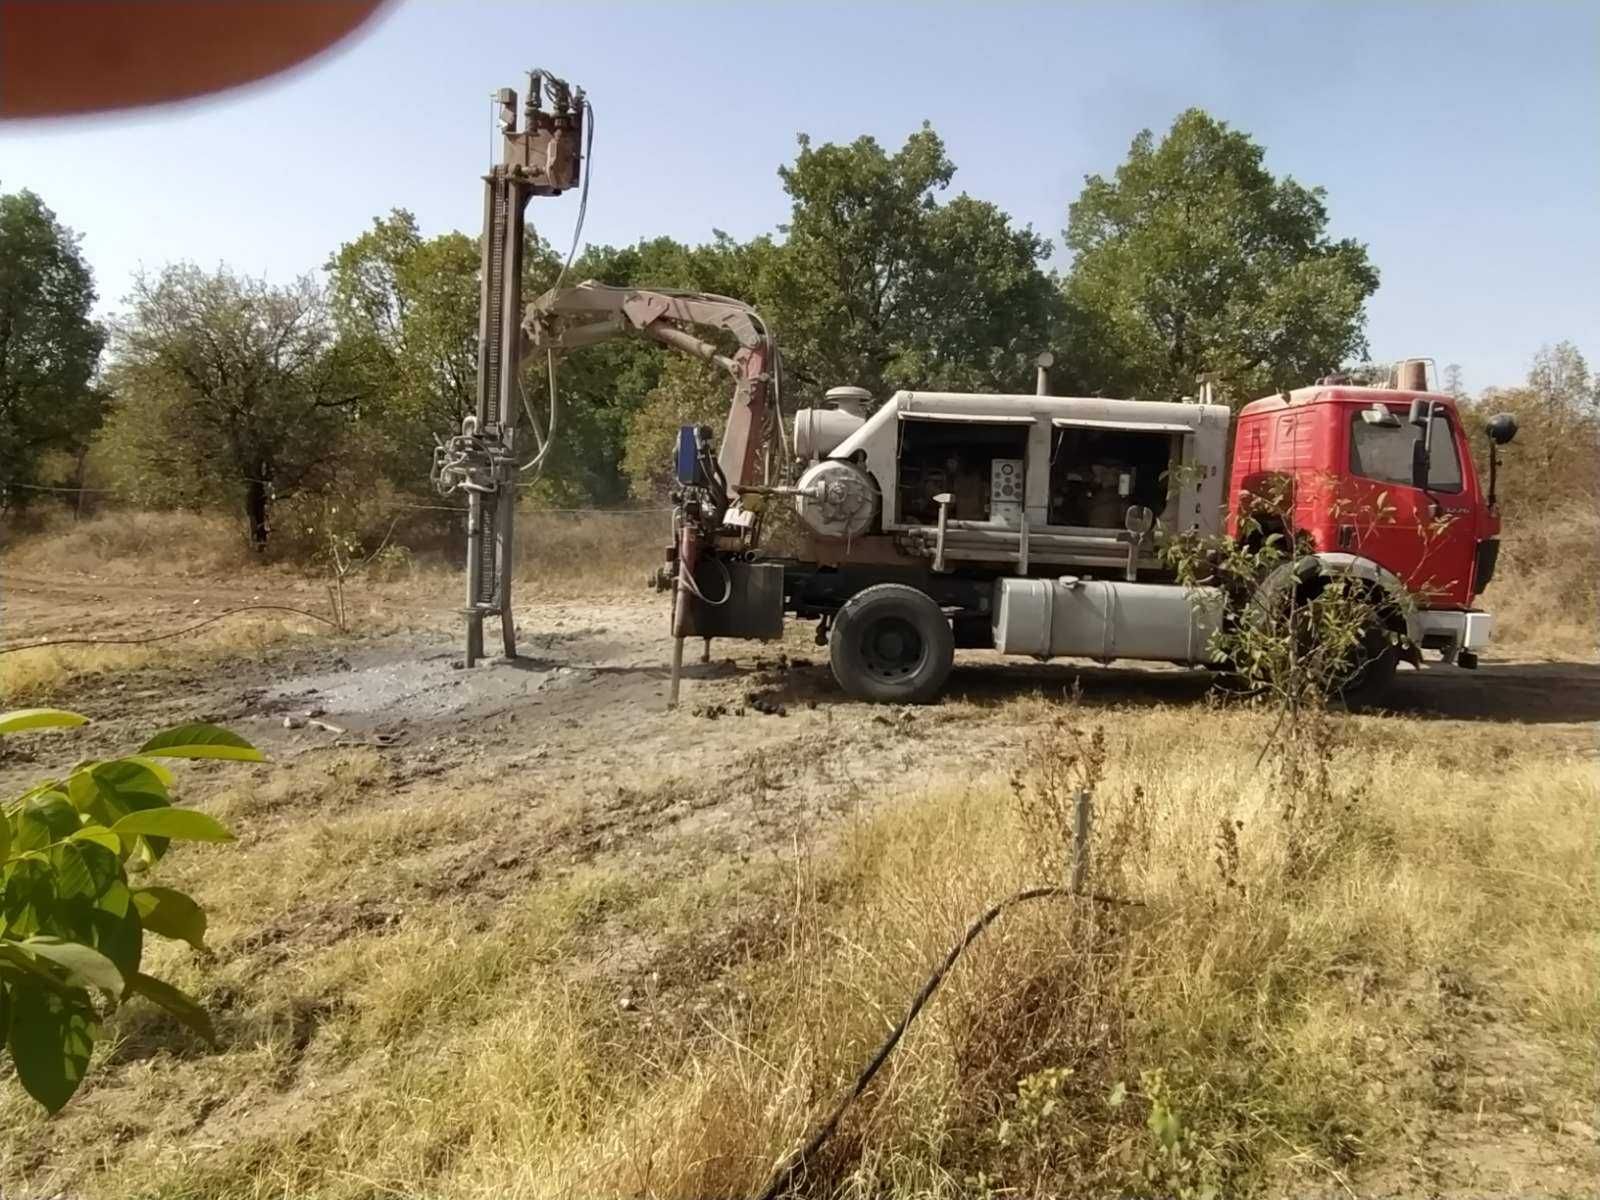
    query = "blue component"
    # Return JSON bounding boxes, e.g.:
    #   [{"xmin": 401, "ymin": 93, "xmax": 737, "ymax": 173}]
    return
[{"xmin": 675, "ymin": 425, "xmax": 700, "ymax": 485}]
